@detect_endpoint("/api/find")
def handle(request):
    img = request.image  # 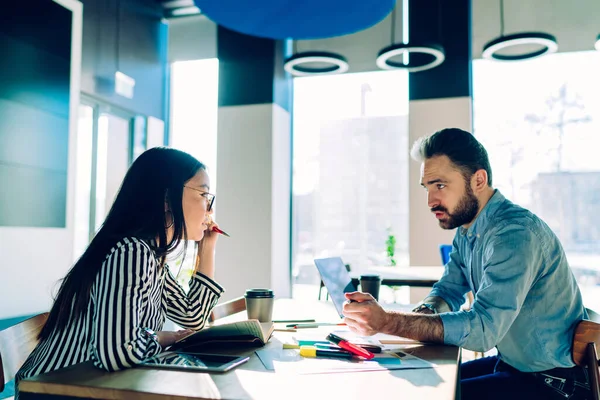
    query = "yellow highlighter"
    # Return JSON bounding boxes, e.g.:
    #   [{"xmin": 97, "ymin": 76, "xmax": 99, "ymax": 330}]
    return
[{"xmin": 299, "ymin": 345, "xmax": 354, "ymax": 360}]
